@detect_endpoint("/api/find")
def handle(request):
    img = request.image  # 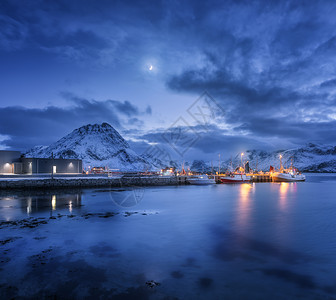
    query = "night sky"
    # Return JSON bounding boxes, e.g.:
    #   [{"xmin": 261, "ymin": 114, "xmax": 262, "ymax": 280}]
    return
[{"xmin": 1, "ymin": 0, "xmax": 336, "ymax": 160}]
